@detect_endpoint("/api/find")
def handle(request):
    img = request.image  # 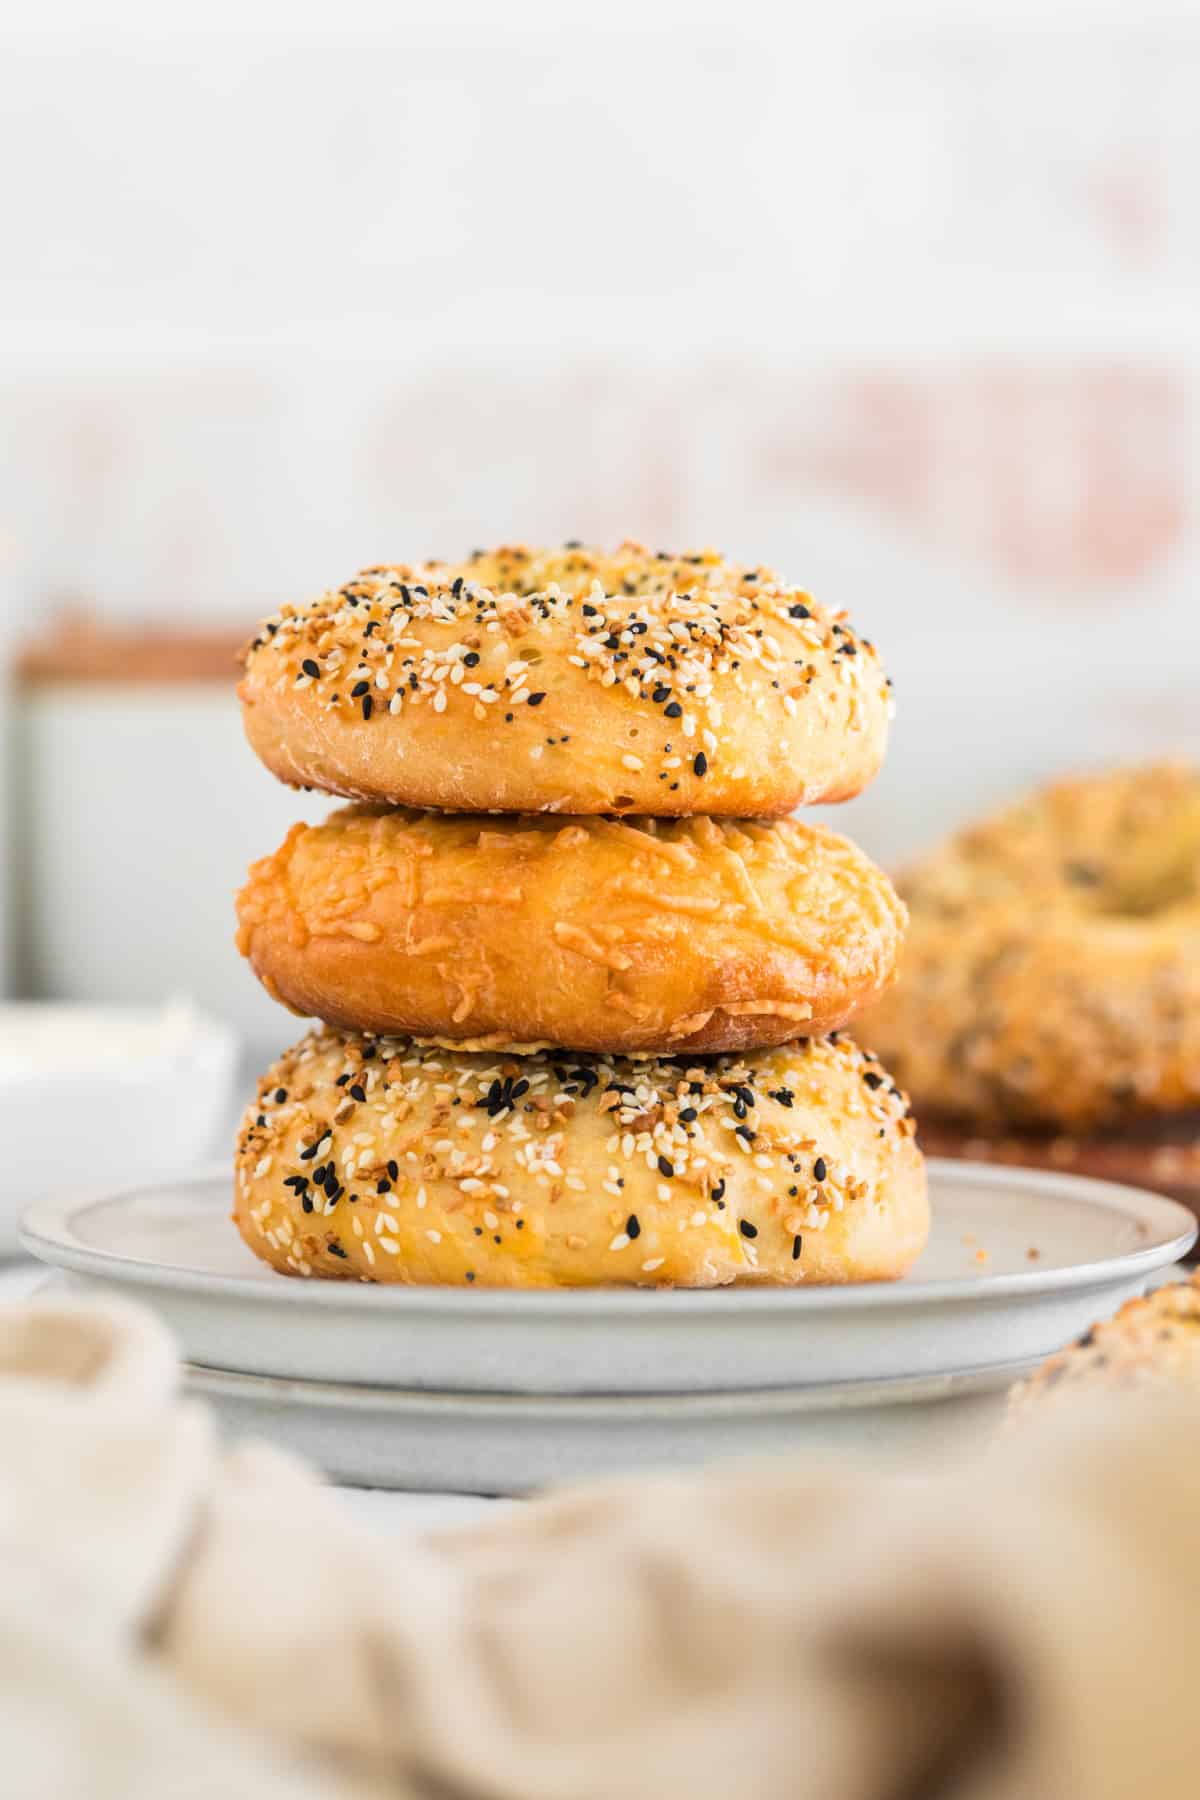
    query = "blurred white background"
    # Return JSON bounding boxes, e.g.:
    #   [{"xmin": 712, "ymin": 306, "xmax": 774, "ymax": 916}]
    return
[{"xmin": 2, "ymin": 0, "xmax": 1198, "ymax": 1045}]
